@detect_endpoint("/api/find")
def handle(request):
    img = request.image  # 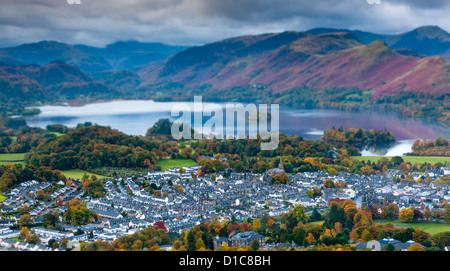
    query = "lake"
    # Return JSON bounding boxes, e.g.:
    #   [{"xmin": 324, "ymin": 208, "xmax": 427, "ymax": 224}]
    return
[{"xmin": 24, "ymin": 100, "xmax": 450, "ymax": 156}]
